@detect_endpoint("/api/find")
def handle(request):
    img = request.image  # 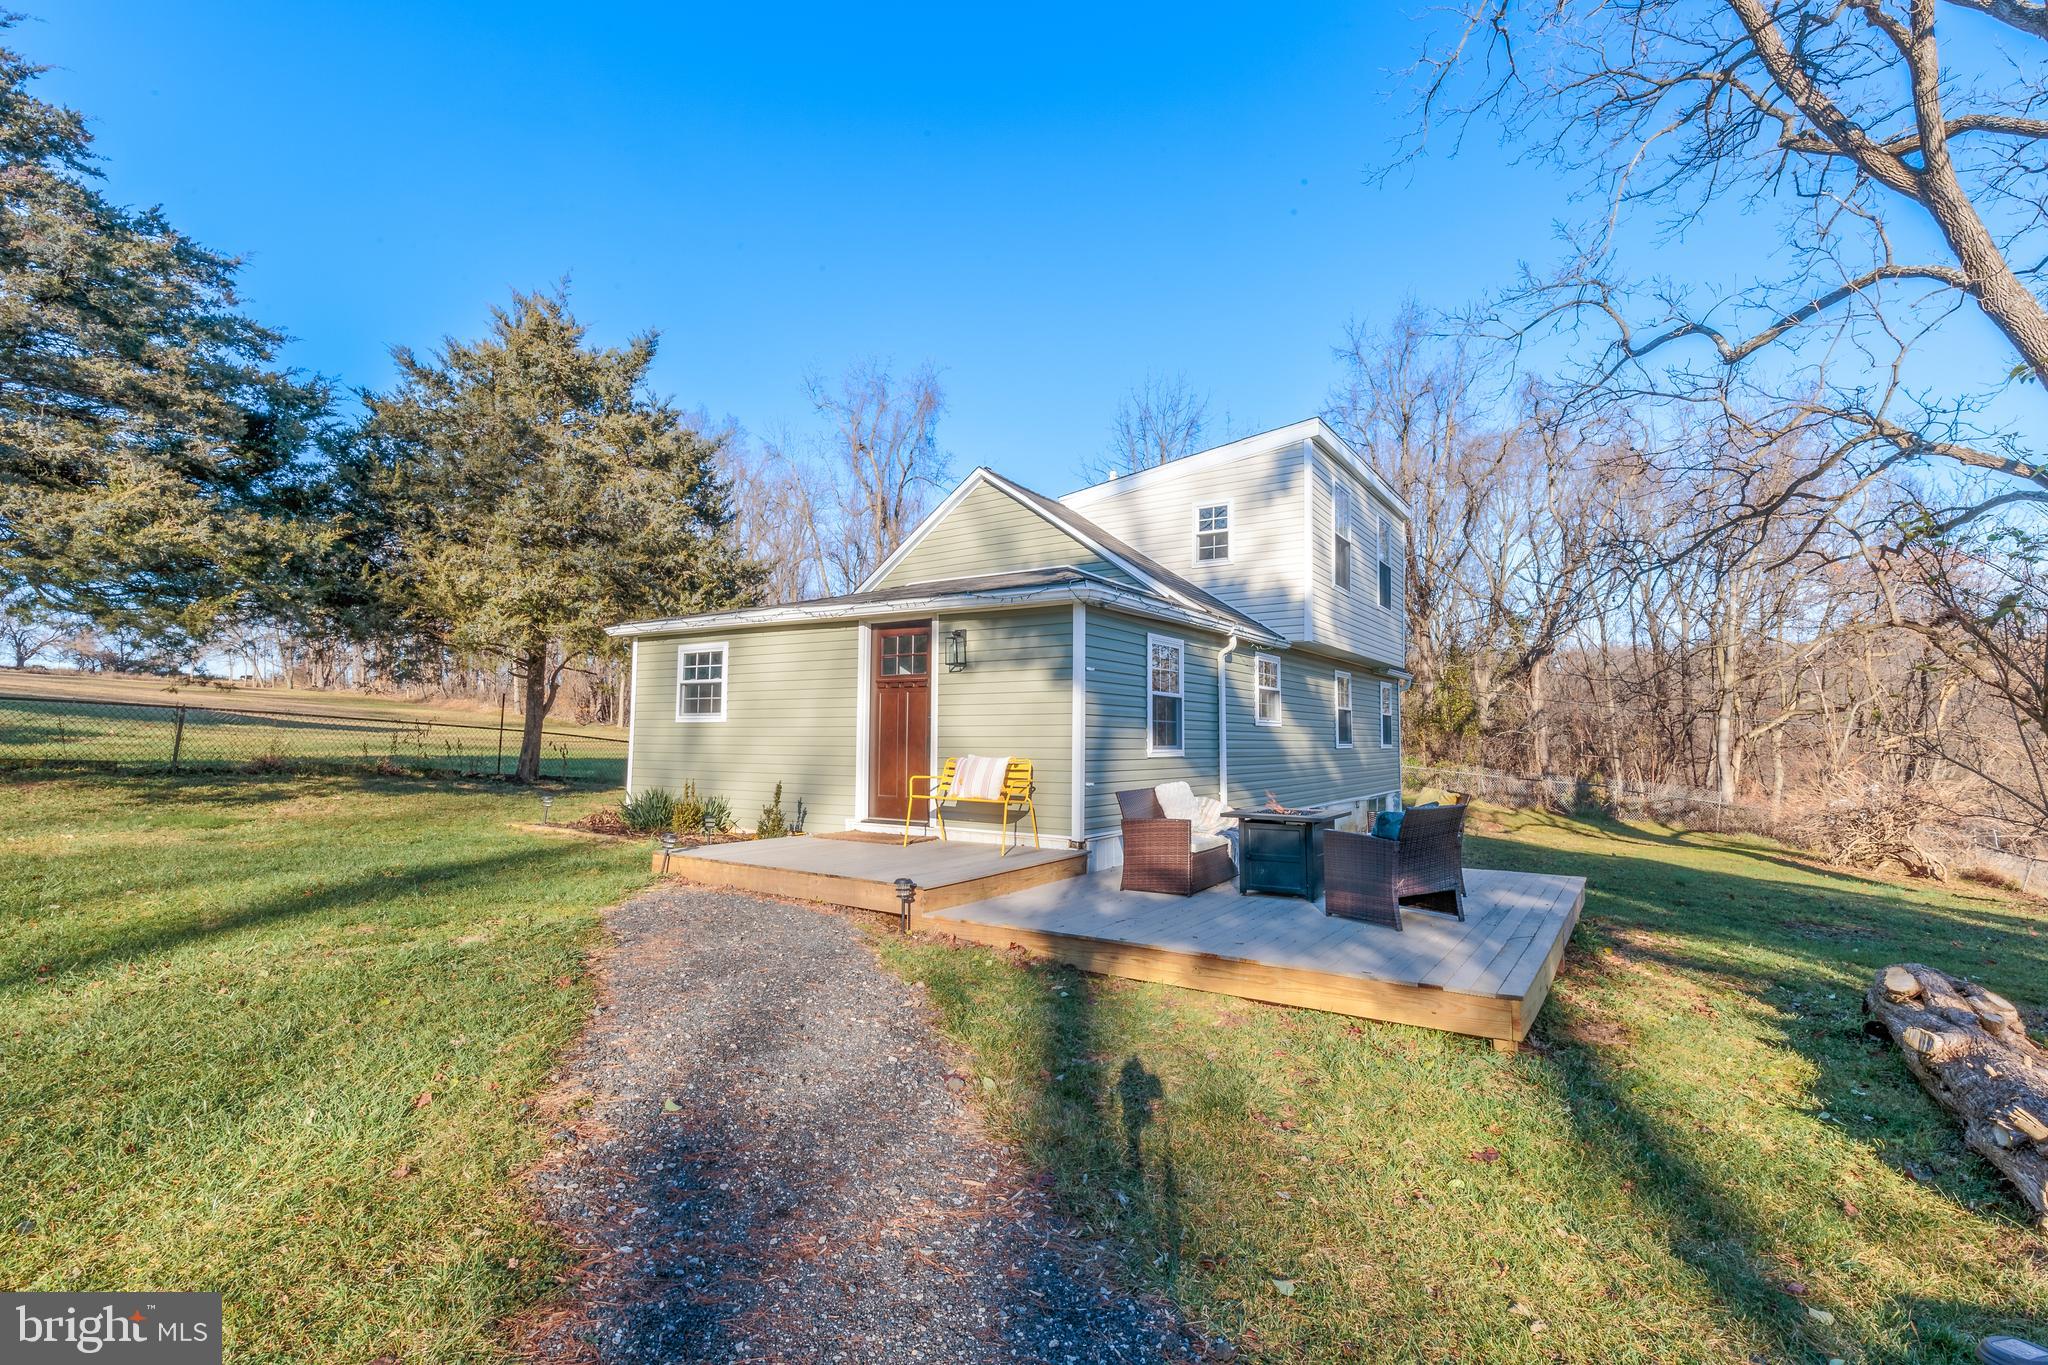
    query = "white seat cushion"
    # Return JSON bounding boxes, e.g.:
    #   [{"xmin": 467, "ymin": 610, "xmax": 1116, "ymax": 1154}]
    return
[
  {"xmin": 951, "ymin": 754, "xmax": 1010, "ymax": 800},
  {"xmin": 1155, "ymin": 780, "xmax": 1201, "ymax": 822},
  {"xmin": 1191, "ymin": 833, "xmax": 1230, "ymax": 854}
]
